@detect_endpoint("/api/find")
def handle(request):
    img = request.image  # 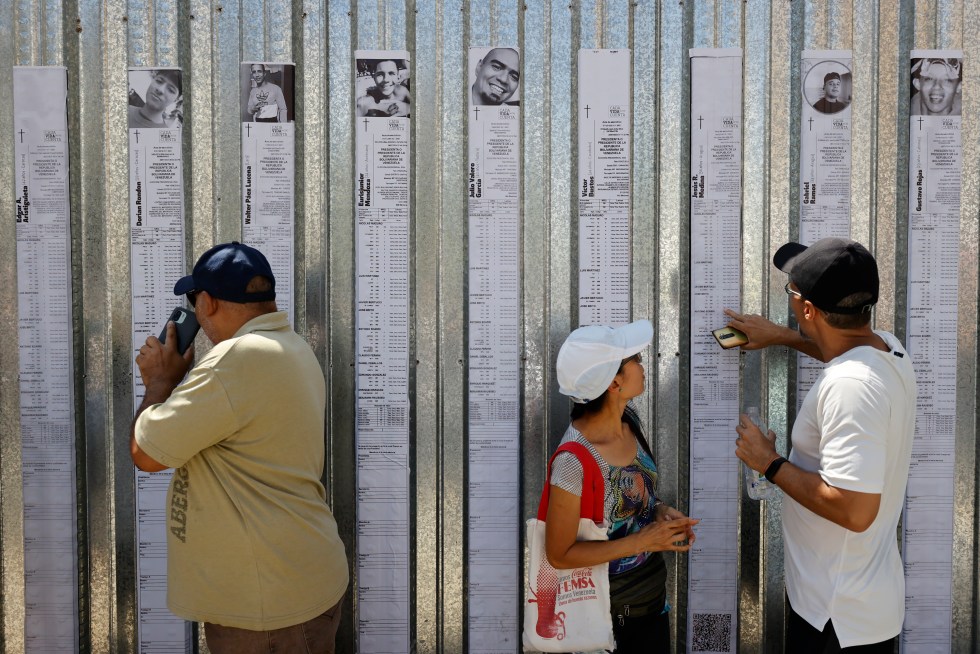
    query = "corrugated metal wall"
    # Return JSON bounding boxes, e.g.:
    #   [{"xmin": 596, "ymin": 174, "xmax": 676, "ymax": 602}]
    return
[{"xmin": 1, "ymin": 0, "xmax": 978, "ymax": 652}]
